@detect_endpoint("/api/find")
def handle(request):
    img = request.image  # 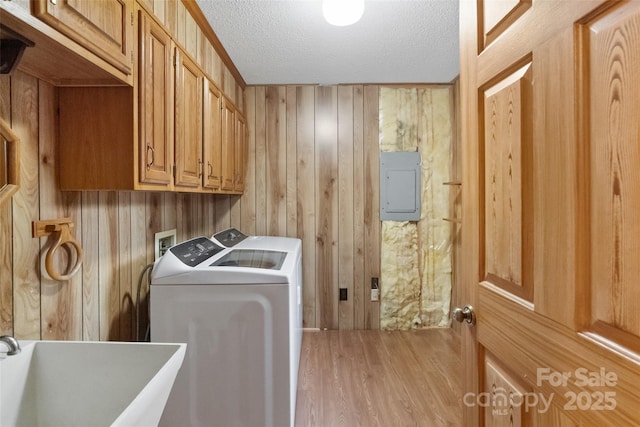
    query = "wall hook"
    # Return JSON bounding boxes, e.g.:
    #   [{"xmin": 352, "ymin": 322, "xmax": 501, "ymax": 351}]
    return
[{"xmin": 32, "ymin": 218, "xmax": 83, "ymax": 281}]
